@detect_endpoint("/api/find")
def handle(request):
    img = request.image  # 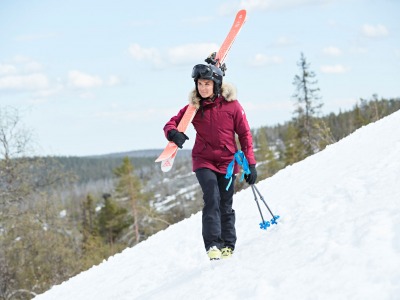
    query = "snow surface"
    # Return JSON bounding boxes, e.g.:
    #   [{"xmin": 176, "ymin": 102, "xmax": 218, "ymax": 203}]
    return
[{"xmin": 35, "ymin": 111, "xmax": 400, "ymax": 300}]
